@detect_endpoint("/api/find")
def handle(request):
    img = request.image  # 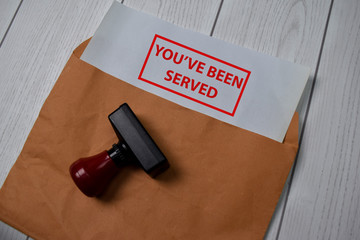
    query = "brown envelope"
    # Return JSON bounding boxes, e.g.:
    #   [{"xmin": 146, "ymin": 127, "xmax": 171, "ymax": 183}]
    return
[{"xmin": 0, "ymin": 40, "xmax": 299, "ymax": 240}]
